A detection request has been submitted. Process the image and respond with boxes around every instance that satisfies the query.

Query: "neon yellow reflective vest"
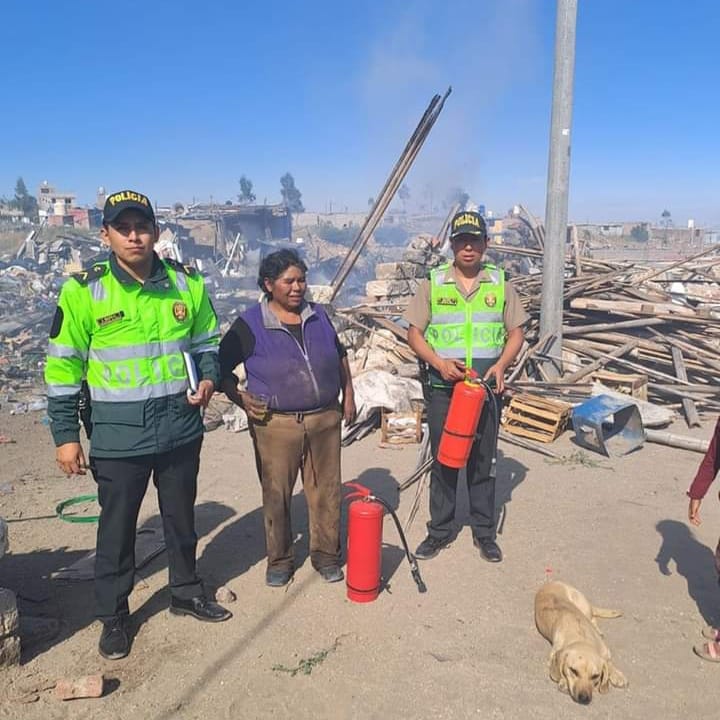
[45,253,220,457]
[425,262,506,386]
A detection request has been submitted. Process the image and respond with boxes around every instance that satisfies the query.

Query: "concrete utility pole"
[539,0,578,378]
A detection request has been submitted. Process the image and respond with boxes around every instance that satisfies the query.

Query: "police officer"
[45,190,231,660]
[404,209,528,563]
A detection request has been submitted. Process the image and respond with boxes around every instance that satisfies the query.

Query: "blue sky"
[1,0,718,225]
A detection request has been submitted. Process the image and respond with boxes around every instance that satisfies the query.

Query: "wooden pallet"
[590,370,648,400]
[502,393,572,443]
[380,404,423,446]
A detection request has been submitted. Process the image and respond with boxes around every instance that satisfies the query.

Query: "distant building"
[0,203,23,222]
[181,203,293,252]
[69,207,102,229]
[37,180,76,218]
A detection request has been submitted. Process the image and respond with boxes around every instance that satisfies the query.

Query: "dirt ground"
[1,408,719,719]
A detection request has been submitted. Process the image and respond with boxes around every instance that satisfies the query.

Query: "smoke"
[360,0,545,216]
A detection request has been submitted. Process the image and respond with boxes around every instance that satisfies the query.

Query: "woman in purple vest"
[220,249,356,587]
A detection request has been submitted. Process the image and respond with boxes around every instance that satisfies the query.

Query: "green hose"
[55,494,100,524]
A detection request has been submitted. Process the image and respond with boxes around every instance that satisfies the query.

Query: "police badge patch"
[485,293,497,308]
[173,301,188,321]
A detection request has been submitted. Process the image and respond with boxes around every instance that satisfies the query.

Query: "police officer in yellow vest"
[404,209,528,563]
[45,190,231,660]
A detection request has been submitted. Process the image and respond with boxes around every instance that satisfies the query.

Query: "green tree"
[280,173,304,213]
[238,175,256,204]
[12,177,38,220]
[630,224,648,242]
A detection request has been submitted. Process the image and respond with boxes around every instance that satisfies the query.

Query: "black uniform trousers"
[426,386,500,542]
[90,438,204,623]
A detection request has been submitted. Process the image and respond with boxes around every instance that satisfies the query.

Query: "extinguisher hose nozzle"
[411,562,428,593]
[369,494,427,594]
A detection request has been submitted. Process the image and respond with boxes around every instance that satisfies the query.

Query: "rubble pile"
[338,240,720,449]
[0,266,59,395]
[4,206,719,457]
[0,228,108,400]
[507,251,720,416]
[364,234,446,302]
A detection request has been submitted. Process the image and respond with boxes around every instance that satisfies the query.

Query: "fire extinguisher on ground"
[344,483,427,603]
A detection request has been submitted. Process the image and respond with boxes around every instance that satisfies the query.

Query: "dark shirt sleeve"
[219,317,255,381]
[688,418,720,499]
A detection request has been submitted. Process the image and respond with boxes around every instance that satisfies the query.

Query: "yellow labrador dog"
[535,581,628,704]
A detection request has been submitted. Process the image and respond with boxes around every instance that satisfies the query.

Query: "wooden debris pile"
[338,241,720,440]
[508,244,720,426]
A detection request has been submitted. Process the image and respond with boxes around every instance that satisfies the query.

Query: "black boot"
[98,617,130,660]
[473,536,503,563]
[169,595,232,622]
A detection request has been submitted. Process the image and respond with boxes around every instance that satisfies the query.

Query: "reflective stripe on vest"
[89,279,106,301]
[425,263,506,368]
[89,378,189,402]
[47,383,83,397]
[46,343,87,362]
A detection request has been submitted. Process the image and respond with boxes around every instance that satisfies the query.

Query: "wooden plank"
[565,342,693,385]
[512,391,568,407]
[505,408,563,429]
[502,423,561,443]
[563,317,666,335]
[571,225,583,278]
[650,330,720,373]
[505,415,560,433]
[570,297,697,317]
[510,400,571,417]
[670,346,701,428]
[634,243,720,283]
[560,339,639,384]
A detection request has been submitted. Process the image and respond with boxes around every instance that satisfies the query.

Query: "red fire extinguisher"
[437,370,488,469]
[344,483,426,603]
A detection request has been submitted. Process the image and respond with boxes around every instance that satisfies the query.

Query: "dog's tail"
[592,605,623,619]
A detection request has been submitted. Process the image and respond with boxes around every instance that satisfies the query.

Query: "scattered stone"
[374,262,423,280]
[215,585,237,604]
[365,279,415,298]
[54,674,105,701]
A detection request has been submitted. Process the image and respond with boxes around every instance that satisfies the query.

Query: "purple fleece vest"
[242,300,341,412]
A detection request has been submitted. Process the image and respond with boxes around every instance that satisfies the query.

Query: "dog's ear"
[598,661,610,694]
[549,651,563,683]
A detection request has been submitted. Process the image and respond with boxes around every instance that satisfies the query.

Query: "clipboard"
[182,351,199,394]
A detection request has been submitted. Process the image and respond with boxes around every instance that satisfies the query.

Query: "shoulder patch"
[164,257,198,276]
[71,264,107,286]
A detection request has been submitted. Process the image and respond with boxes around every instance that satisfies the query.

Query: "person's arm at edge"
[46,282,89,475]
[688,418,720,526]
[339,355,356,424]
